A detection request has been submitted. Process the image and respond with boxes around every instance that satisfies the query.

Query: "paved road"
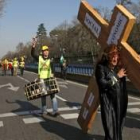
[0,70,140,140]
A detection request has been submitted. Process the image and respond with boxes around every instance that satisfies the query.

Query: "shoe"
[51,112,60,117]
[41,107,48,115]
[42,110,48,115]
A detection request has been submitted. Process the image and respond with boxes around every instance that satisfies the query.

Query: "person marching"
[19,56,25,76]
[2,59,8,75]
[13,57,19,76]
[60,55,64,77]
[31,37,59,117]
[8,59,13,76]
[60,55,68,80]
[95,45,128,140]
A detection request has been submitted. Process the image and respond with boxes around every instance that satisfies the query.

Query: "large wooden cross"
[77,1,140,133]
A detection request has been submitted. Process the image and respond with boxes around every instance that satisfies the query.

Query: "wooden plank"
[77,76,99,132]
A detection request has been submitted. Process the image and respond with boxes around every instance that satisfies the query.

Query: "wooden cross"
[77,1,140,133]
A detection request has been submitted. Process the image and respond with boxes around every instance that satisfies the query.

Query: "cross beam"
[77,1,140,132]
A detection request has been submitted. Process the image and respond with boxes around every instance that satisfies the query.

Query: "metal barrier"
[56,63,94,76]
[25,63,94,76]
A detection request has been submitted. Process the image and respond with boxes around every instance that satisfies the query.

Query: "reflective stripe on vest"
[38,56,52,79]
[20,61,25,67]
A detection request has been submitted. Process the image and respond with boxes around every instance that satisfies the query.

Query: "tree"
[36,23,48,52]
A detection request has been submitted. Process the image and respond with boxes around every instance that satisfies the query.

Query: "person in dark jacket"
[95,44,128,140]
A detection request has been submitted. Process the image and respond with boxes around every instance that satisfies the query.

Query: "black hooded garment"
[95,63,128,140]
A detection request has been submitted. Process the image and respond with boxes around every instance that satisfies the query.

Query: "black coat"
[95,63,128,140]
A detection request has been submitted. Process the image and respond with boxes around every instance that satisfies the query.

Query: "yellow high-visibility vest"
[38,56,51,79]
[13,60,18,67]
[19,61,25,67]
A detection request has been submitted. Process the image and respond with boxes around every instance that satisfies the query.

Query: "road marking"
[61,113,79,119]
[59,85,68,88]
[25,71,37,75]
[0,121,3,127]
[67,80,88,88]
[23,117,45,124]
[56,95,67,102]
[0,106,80,118]
[127,116,140,122]
[0,83,19,91]
[128,102,140,106]
[127,108,140,113]
[58,81,68,85]
[17,75,30,83]
[0,111,41,118]
[129,96,140,101]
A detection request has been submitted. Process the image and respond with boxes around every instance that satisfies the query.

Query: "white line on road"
[0,121,3,127]
[67,80,88,88]
[58,81,68,85]
[23,117,45,124]
[25,71,37,75]
[17,75,30,83]
[0,106,80,118]
[59,85,68,88]
[129,96,140,101]
[127,108,140,113]
[56,95,67,102]
[60,113,79,119]
[126,116,140,122]
[128,102,140,106]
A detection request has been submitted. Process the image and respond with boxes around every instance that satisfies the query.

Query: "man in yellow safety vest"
[19,57,25,76]
[31,37,59,117]
[13,57,19,76]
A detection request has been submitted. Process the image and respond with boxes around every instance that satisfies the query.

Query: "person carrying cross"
[95,44,128,140]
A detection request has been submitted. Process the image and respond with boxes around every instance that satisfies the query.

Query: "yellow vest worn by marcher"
[38,56,52,79]
[13,60,18,67]
[19,61,25,68]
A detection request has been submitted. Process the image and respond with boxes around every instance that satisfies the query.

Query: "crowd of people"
[0,56,25,76]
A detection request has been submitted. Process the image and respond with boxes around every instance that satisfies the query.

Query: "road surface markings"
[67,80,88,88]
[0,121,3,127]
[0,106,80,118]
[58,81,68,85]
[56,95,67,102]
[128,102,140,106]
[129,96,140,101]
[60,113,79,119]
[17,75,30,83]
[127,116,140,122]
[59,85,68,88]
[127,108,140,113]
[25,71,37,75]
[23,117,45,124]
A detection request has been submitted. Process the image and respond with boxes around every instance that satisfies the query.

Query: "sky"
[0,0,138,58]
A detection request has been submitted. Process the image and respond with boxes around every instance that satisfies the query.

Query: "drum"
[24,77,60,101]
